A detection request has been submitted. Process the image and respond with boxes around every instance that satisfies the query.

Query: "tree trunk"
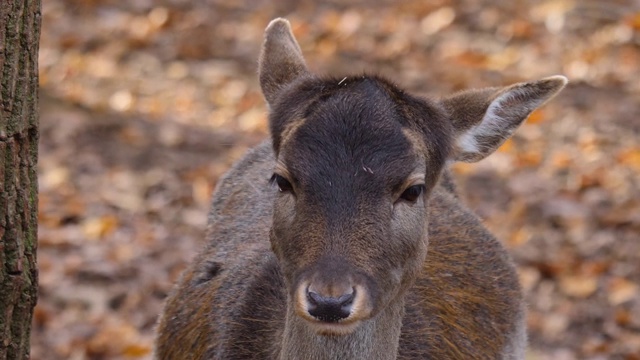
[0,0,41,358]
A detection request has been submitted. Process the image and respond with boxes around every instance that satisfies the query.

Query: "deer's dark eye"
[399,185,424,202]
[270,174,294,193]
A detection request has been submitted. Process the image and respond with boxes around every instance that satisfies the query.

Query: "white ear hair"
[447,76,567,162]
[457,85,546,154]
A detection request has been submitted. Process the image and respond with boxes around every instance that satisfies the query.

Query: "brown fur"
[155,18,566,360]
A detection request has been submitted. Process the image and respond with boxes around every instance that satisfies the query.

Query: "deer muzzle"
[293,258,375,335]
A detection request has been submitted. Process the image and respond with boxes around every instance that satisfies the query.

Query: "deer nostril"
[306,288,355,323]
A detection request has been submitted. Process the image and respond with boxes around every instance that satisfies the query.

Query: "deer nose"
[306,288,355,322]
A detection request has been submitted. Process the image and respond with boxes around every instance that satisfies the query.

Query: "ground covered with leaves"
[34,0,640,359]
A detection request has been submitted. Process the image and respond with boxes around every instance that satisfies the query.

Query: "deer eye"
[270,174,294,193]
[399,185,424,202]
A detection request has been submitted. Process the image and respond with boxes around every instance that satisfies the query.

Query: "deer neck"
[278,298,405,360]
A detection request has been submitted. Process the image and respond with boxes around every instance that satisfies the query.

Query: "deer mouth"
[306,318,363,336]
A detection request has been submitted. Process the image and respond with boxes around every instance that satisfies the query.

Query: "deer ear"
[442,76,568,162]
[259,18,309,107]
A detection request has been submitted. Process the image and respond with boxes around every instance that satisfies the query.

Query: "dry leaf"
[87,322,141,356]
[123,343,153,357]
[617,148,640,172]
[607,278,639,306]
[82,216,119,240]
[527,109,546,124]
[559,275,598,298]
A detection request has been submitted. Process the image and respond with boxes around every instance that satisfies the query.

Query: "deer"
[155,18,567,360]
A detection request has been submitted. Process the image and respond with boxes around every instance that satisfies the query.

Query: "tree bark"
[0,0,41,359]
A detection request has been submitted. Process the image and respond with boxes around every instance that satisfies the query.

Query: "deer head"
[259,18,566,337]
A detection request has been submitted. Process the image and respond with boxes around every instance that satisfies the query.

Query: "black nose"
[306,289,355,322]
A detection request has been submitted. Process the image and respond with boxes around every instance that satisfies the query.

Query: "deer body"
[155,19,566,360]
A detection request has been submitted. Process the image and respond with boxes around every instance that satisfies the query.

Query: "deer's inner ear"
[442,76,567,163]
[258,18,309,108]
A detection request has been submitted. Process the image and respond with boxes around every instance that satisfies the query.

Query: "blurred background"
[35,0,640,359]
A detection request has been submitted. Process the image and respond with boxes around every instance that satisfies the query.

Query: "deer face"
[259,19,567,336]
[268,76,451,335]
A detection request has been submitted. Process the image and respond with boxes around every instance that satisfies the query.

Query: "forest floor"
[35,0,640,359]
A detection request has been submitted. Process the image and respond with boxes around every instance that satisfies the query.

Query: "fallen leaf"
[617,148,640,172]
[82,215,119,240]
[607,277,639,306]
[123,343,153,357]
[559,275,598,298]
